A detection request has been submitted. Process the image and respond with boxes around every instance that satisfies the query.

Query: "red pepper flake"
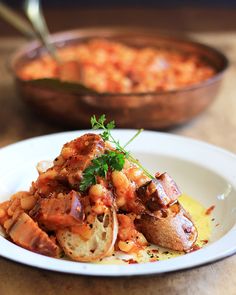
[123,259,138,264]
[151,249,159,253]
[205,205,215,215]
[149,258,159,262]
[201,239,208,245]
[189,244,201,252]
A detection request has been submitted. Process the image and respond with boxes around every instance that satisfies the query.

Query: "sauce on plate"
[98,194,212,264]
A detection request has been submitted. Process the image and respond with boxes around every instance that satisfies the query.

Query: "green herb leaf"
[79,115,154,192]
[107,120,115,130]
[79,172,96,192]
[90,115,98,129]
[101,130,110,141]
[98,114,106,125]
[107,151,125,171]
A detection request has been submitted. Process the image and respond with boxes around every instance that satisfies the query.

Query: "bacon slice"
[30,191,84,230]
[6,212,59,257]
[136,172,181,210]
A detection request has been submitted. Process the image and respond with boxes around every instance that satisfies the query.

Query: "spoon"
[0,1,36,39]
[0,1,59,63]
[24,0,60,63]
[0,1,95,93]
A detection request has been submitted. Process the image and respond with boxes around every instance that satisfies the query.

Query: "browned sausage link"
[136,172,181,210]
[33,133,105,196]
[56,133,105,188]
[6,212,59,257]
[30,190,84,230]
[56,133,105,170]
[135,202,198,252]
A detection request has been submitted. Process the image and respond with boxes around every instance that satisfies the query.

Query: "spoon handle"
[0,2,36,39]
[24,0,60,63]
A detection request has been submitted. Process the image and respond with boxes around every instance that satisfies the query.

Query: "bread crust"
[56,207,118,262]
[135,202,198,252]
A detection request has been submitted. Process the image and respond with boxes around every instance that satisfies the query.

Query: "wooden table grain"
[0,32,236,295]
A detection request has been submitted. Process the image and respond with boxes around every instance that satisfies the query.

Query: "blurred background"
[1,0,236,36]
[0,0,236,147]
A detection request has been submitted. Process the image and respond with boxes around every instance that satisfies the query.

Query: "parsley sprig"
[79,115,154,192]
[79,151,125,192]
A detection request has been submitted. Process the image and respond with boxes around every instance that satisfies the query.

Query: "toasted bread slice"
[56,207,118,262]
[135,202,198,252]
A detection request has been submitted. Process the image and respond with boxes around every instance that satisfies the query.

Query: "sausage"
[30,191,84,230]
[136,172,181,210]
[33,133,105,196]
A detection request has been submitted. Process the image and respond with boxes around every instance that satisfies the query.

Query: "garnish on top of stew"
[18,39,215,93]
[0,115,205,263]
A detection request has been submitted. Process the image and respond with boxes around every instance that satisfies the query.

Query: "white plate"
[0,130,236,276]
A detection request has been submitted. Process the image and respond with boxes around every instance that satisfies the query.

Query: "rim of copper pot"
[10,26,229,97]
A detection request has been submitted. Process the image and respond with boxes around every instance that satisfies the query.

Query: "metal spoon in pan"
[0,1,60,63]
[0,1,96,93]
[24,0,60,63]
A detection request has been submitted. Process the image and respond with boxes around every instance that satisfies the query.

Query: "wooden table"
[0,32,236,295]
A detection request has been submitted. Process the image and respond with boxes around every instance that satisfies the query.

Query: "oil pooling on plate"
[98,194,213,265]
